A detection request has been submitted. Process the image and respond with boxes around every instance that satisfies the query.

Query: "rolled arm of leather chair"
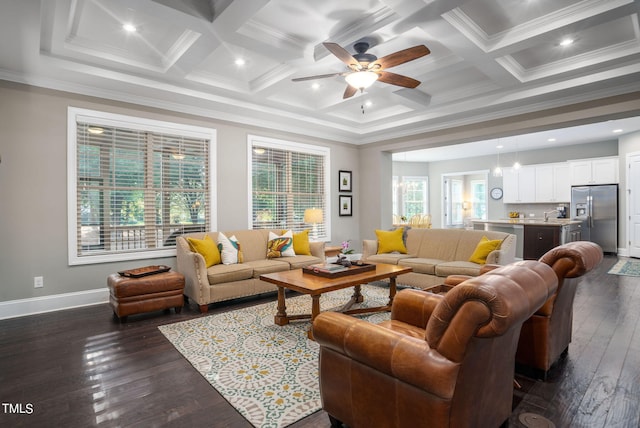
[313,312,457,398]
[389,289,443,329]
[540,241,603,278]
[536,241,603,316]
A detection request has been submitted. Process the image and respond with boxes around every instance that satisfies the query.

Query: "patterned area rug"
[158,284,392,428]
[608,258,640,276]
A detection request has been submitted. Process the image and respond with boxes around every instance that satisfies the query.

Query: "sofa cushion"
[376,228,407,254]
[414,229,461,261]
[267,231,295,258]
[367,253,413,265]
[244,259,290,277]
[206,263,254,284]
[398,258,441,275]
[224,229,271,262]
[186,234,221,267]
[291,230,312,255]
[280,255,323,269]
[468,236,503,264]
[435,261,482,277]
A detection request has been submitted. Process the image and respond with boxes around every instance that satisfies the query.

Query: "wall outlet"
[34,276,43,288]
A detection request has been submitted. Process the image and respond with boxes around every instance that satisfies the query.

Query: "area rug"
[608,258,640,276]
[158,284,392,428]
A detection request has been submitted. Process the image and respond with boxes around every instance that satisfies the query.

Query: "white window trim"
[246,134,331,240]
[67,107,217,265]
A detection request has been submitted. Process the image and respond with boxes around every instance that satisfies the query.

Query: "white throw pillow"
[267,230,296,258]
[217,232,242,265]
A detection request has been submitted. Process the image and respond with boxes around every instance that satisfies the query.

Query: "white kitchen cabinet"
[536,163,570,202]
[554,163,571,201]
[570,157,618,185]
[503,166,535,203]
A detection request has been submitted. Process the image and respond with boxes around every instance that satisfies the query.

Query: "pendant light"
[493,144,503,177]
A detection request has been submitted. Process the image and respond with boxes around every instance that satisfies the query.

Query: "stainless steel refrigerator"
[571,184,618,253]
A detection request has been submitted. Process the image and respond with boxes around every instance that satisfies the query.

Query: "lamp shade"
[345,71,378,89]
[304,208,323,224]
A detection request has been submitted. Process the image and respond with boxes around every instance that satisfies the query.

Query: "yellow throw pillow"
[376,228,407,254]
[292,230,311,255]
[468,236,503,264]
[187,235,221,268]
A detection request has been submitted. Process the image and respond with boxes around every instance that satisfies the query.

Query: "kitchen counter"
[472,218,584,259]
[473,218,582,227]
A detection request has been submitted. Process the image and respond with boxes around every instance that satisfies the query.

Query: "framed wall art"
[338,170,352,192]
[339,195,352,217]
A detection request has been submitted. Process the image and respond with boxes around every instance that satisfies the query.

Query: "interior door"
[629,153,640,258]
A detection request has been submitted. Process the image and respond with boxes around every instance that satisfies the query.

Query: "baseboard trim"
[0,288,109,320]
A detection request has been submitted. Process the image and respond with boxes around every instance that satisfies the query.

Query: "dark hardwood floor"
[1,255,639,427]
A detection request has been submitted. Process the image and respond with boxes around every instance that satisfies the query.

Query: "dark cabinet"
[524,225,561,260]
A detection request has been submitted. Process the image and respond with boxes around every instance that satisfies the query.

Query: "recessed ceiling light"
[235,58,246,66]
[496,144,504,149]
[613,129,623,133]
[365,100,373,107]
[547,138,556,142]
[559,38,574,47]
[311,83,320,90]
[122,23,137,33]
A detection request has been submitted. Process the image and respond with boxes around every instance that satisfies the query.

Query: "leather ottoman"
[107,271,185,322]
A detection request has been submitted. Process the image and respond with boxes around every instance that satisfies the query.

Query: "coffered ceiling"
[1,0,640,145]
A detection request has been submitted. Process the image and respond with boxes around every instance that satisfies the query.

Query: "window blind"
[75,122,210,258]
[251,143,328,238]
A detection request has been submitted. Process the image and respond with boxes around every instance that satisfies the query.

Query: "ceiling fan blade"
[374,45,430,69]
[292,72,344,82]
[343,85,358,99]
[323,42,360,68]
[377,71,421,88]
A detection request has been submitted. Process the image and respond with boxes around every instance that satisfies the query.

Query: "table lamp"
[304,208,323,241]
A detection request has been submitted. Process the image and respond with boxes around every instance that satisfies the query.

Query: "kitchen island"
[473,218,583,260]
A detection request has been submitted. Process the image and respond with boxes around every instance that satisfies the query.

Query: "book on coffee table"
[307,263,348,273]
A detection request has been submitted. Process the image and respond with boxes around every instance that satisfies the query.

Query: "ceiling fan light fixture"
[345,71,378,90]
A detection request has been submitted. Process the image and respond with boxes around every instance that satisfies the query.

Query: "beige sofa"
[176,229,324,312]
[362,228,516,288]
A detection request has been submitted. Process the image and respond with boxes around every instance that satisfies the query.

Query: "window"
[470,179,487,219]
[248,135,330,240]
[393,176,429,219]
[450,178,464,225]
[68,107,216,265]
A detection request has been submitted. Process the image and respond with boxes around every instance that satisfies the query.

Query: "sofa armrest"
[309,241,326,261]
[486,234,516,265]
[313,311,455,398]
[176,236,210,305]
[362,239,378,260]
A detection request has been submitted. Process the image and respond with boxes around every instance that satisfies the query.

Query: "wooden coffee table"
[260,263,412,339]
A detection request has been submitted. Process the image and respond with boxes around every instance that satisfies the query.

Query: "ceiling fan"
[293,41,430,99]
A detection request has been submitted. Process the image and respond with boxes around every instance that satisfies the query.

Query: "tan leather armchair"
[515,241,602,378]
[442,241,603,379]
[313,260,558,428]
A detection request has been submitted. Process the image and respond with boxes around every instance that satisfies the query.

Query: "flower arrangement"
[341,240,354,254]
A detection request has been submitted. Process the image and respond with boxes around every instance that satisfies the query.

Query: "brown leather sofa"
[444,241,603,379]
[312,260,558,428]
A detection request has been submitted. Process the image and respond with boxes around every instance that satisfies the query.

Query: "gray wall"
[0,81,359,302]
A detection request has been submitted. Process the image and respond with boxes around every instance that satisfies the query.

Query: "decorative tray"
[303,262,375,278]
[118,265,171,278]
